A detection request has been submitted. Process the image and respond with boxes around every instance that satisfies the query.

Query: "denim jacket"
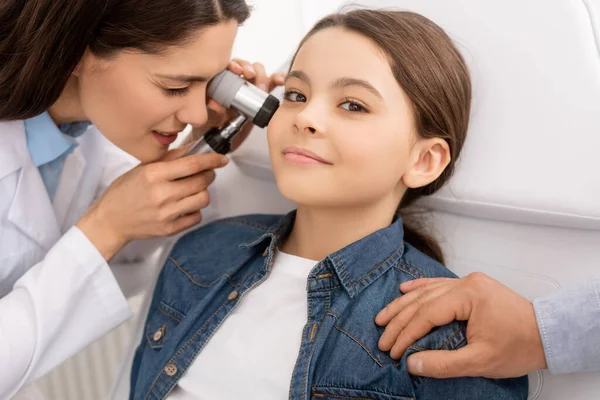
[130,212,528,400]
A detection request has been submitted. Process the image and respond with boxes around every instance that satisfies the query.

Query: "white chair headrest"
[232,0,600,230]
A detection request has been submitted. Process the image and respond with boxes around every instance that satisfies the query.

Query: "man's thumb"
[407,347,480,379]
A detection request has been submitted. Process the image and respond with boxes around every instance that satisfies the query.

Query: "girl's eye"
[340,100,368,113]
[164,87,190,97]
[283,90,307,103]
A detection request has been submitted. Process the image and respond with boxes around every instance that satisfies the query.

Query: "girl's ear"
[402,138,451,189]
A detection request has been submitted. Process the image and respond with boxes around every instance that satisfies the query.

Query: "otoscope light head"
[207,70,280,128]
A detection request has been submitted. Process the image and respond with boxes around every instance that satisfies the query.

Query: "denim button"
[164,363,178,376]
[153,329,163,342]
[228,290,239,301]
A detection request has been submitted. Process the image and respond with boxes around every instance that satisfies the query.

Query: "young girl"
[130,10,528,400]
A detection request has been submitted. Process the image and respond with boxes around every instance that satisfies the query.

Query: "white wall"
[232,0,347,73]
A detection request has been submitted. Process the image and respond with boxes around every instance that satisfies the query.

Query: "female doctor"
[0,0,283,397]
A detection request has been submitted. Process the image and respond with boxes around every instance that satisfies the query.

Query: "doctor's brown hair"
[0,0,250,121]
[293,10,471,264]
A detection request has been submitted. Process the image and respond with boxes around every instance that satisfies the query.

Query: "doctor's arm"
[375,273,600,378]
[0,228,131,399]
[0,151,226,399]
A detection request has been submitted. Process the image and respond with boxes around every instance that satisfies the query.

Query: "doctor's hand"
[189,59,286,150]
[375,273,547,379]
[76,148,229,261]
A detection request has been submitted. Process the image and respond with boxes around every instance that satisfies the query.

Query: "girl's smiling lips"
[282,147,333,165]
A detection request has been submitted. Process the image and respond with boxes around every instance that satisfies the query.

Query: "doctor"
[0,0,283,398]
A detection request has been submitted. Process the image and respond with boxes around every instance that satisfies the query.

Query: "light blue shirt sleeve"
[533,276,600,374]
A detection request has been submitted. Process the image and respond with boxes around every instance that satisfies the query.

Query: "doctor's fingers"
[269,72,286,91]
[230,59,259,80]
[164,210,205,237]
[170,169,217,200]
[150,153,228,182]
[163,191,211,223]
[248,63,285,92]
[230,59,276,91]
[251,62,269,91]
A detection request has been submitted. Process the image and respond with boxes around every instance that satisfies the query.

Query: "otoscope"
[184,70,280,156]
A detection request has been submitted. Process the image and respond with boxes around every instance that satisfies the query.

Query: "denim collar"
[241,211,406,298]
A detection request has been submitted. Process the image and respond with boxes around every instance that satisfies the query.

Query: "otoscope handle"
[184,127,231,156]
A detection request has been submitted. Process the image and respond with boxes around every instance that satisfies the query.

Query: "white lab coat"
[0,120,169,399]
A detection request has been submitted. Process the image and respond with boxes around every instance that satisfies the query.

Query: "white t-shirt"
[167,250,318,400]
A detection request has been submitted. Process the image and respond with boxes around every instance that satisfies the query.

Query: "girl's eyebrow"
[332,77,383,100]
[285,70,310,85]
[286,70,383,100]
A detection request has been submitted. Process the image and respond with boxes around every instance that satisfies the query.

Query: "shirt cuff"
[64,226,131,326]
[534,277,600,374]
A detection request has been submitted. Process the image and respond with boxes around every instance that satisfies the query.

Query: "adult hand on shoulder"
[375,272,548,379]
[76,147,229,261]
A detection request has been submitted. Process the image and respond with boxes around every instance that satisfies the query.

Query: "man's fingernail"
[259,83,267,91]
[221,156,230,166]
[376,307,387,319]
[407,356,423,375]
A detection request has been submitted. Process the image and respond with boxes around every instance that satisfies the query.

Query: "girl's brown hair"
[293,10,472,263]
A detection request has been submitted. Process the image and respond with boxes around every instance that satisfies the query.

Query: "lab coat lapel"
[4,122,61,251]
[54,146,87,230]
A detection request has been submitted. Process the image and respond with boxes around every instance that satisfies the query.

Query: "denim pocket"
[144,301,185,350]
[332,309,402,368]
[312,386,413,400]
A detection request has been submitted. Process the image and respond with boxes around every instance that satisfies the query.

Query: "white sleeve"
[0,227,131,400]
